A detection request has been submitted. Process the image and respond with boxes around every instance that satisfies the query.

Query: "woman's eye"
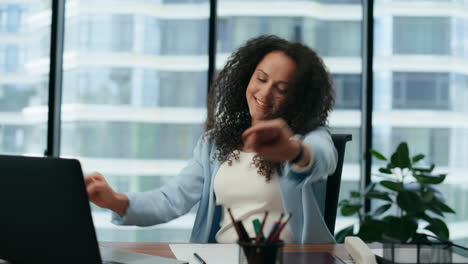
[276,86,287,94]
[277,89,287,95]
[257,78,267,83]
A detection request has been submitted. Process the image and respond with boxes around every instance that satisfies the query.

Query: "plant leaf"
[413,164,435,173]
[421,191,434,203]
[370,149,387,161]
[426,185,443,195]
[414,173,446,185]
[365,191,393,202]
[403,182,422,192]
[335,225,355,243]
[350,191,361,198]
[410,233,431,244]
[380,181,403,192]
[397,191,423,213]
[385,216,418,242]
[390,142,411,169]
[338,199,349,207]
[358,219,388,242]
[418,213,434,223]
[427,203,445,217]
[378,168,393,174]
[412,154,425,163]
[373,204,392,216]
[341,204,362,216]
[432,198,456,214]
[425,218,450,240]
[364,182,377,194]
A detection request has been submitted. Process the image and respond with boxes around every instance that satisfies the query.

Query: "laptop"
[0,154,187,264]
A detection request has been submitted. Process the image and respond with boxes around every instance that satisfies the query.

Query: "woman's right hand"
[85,172,129,216]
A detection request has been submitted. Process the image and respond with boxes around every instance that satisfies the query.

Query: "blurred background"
[0,0,466,245]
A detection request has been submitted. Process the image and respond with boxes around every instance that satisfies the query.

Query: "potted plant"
[335,142,456,243]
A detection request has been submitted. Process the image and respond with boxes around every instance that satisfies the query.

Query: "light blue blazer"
[112,126,338,243]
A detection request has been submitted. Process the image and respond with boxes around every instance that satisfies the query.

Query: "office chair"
[324,134,352,234]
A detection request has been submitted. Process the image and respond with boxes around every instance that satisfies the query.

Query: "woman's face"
[246,51,297,125]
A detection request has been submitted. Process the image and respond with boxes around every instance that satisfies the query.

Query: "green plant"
[335,142,456,243]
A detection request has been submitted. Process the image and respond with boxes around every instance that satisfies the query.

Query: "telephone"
[344,236,377,264]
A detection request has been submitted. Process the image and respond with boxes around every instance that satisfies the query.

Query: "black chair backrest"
[324,134,352,234]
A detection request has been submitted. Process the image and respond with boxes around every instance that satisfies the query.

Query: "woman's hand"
[242,118,310,164]
[85,172,129,216]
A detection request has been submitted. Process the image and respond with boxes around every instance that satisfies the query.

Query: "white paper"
[170,243,240,264]
[371,248,468,263]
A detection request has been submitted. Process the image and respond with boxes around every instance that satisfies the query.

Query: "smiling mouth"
[255,97,272,109]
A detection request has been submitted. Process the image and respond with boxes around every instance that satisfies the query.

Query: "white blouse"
[213,151,292,243]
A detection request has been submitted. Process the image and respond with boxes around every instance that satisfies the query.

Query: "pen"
[255,211,268,242]
[266,222,280,243]
[193,252,206,264]
[252,219,261,237]
[266,213,289,243]
[237,220,250,242]
[273,213,292,241]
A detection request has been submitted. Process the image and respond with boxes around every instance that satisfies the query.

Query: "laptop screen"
[0,155,102,264]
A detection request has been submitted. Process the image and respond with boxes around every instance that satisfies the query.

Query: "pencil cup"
[238,240,284,264]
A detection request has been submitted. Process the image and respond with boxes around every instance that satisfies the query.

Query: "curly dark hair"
[205,35,335,180]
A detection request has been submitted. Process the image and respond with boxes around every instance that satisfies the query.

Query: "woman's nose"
[258,84,274,99]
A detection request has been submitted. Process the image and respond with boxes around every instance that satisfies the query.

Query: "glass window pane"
[375,0,468,247]
[62,0,208,242]
[393,17,450,55]
[216,0,363,236]
[0,2,50,156]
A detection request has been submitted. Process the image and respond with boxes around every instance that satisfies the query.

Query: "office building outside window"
[1,0,466,246]
[60,0,209,241]
[216,0,363,237]
[0,1,50,156]
[374,0,468,246]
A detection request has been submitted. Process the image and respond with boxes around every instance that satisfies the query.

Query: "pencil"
[227,208,243,241]
[277,212,285,223]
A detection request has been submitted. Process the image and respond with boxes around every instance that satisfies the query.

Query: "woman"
[85,35,338,243]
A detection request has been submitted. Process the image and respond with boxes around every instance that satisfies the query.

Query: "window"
[391,127,450,167]
[0,5,22,33]
[217,17,300,53]
[0,84,35,111]
[393,72,450,110]
[304,20,361,57]
[333,74,361,109]
[4,0,467,247]
[0,1,50,156]
[63,0,208,242]
[157,71,207,107]
[160,20,208,55]
[452,74,468,112]
[393,17,450,55]
[217,0,363,235]
[143,17,161,55]
[112,15,134,52]
[63,68,132,105]
[61,122,203,159]
[375,1,468,246]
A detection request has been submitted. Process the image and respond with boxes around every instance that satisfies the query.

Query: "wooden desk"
[100,242,353,261]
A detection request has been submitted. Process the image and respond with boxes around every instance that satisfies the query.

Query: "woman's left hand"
[242,118,301,162]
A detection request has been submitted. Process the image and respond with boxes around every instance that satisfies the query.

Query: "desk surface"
[100,242,355,261]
